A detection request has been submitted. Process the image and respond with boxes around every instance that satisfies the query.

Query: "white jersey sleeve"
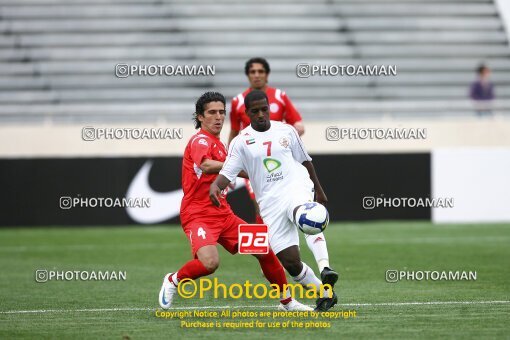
[220,135,246,182]
[288,125,312,163]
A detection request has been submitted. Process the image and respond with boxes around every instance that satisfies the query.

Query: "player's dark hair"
[477,63,489,75]
[245,90,268,110]
[245,57,271,76]
[193,91,226,129]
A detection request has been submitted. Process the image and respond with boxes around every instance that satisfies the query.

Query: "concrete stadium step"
[0,77,49,90]
[52,87,510,102]
[0,46,358,61]
[13,32,350,46]
[0,45,507,62]
[358,45,510,57]
[4,86,510,105]
[352,32,507,44]
[7,32,507,48]
[1,18,342,33]
[0,3,497,18]
[5,86,510,104]
[0,91,58,103]
[0,75,369,89]
[1,72,510,90]
[345,17,501,30]
[0,36,18,47]
[1,17,501,34]
[296,99,510,115]
[57,88,378,101]
[0,89,360,104]
[0,63,36,75]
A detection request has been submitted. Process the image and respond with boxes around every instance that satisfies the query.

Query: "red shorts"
[182,214,247,257]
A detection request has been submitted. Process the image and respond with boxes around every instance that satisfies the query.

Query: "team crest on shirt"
[279,136,290,148]
[270,103,279,113]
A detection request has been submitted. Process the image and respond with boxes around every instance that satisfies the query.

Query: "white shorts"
[261,184,315,255]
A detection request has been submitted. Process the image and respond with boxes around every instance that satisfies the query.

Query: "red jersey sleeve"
[282,91,302,125]
[230,97,241,131]
[190,137,211,166]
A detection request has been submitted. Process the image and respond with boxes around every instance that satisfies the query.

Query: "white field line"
[0,300,508,314]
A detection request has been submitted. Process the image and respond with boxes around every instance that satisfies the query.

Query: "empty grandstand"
[0,0,509,122]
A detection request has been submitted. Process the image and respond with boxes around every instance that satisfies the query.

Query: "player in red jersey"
[228,57,304,144]
[159,92,311,311]
[228,58,338,288]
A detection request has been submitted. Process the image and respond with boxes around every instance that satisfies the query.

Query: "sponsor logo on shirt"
[263,158,281,173]
[263,158,284,183]
[266,170,284,183]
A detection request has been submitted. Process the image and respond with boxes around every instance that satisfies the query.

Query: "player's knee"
[201,256,220,273]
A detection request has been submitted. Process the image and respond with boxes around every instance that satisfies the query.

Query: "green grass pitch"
[0,222,509,339]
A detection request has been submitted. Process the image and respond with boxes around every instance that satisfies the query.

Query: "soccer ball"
[295,202,329,235]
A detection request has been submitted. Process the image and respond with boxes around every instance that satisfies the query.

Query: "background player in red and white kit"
[229,58,337,289]
[159,92,310,311]
[228,57,304,144]
[211,90,338,311]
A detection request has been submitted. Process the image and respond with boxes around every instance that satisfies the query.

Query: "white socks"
[304,232,330,273]
[292,262,330,298]
[170,273,179,285]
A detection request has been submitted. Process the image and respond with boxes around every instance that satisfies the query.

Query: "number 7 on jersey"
[262,141,272,156]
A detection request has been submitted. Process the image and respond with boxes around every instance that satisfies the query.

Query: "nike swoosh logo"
[161,290,168,305]
[126,160,245,224]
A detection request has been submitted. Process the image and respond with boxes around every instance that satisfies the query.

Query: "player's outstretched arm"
[209,174,231,207]
[302,161,328,206]
[199,159,224,174]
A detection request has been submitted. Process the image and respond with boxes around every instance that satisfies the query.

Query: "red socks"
[171,250,291,305]
[256,250,291,304]
[173,259,211,283]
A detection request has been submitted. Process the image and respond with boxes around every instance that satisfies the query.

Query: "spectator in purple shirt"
[470,64,495,116]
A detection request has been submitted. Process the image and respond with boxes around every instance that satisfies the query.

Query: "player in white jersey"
[210,90,337,311]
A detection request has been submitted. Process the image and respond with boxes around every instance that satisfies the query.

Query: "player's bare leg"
[159,245,218,309]
[252,251,311,311]
[276,245,337,311]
